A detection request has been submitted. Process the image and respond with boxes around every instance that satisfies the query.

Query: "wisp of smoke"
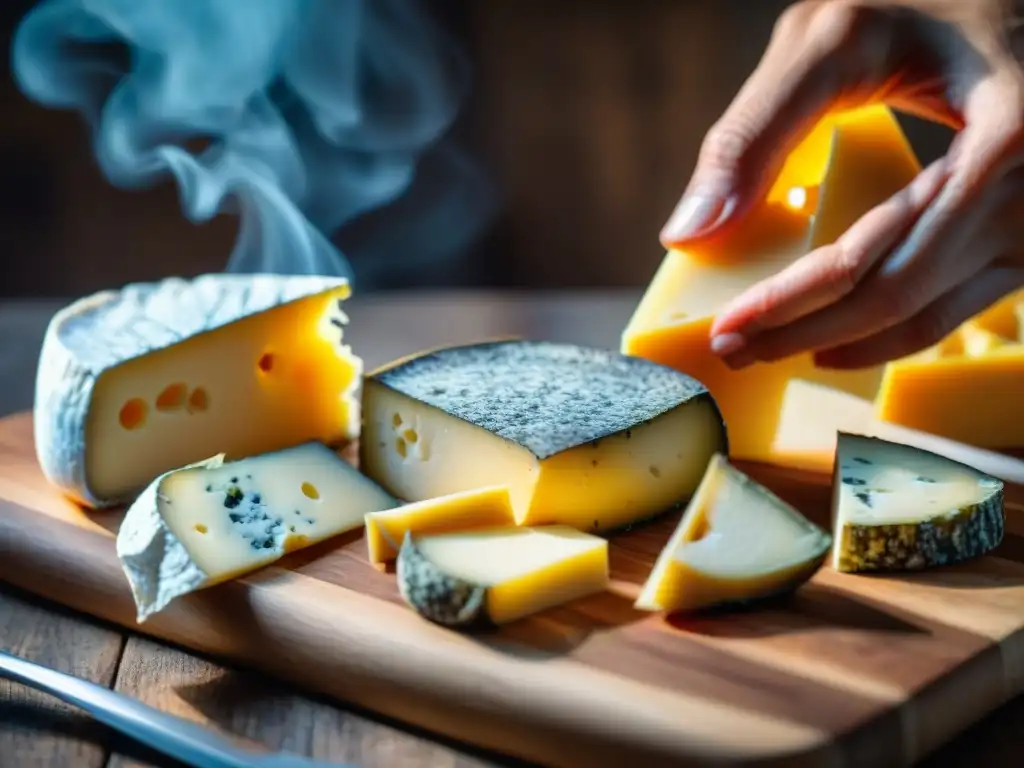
[11,0,496,286]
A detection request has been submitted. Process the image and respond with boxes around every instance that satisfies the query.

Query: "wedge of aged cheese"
[116,442,397,622]
[35,274,362,508]
[396,525,609,627]
[874,290,1024,449]
[360,340,727,533]
[365,485,517,565]
[635,454,830,613]
[831,433,1004,573]
[622,105,921,463]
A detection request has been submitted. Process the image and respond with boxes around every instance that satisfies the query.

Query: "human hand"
[661,0,1024,369]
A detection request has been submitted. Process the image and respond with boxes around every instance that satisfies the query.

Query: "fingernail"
[661,193,736,243]
[723,348,757,370]
[710,332,746,357]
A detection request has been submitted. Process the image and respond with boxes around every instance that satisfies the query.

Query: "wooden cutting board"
[3,412,1024,768]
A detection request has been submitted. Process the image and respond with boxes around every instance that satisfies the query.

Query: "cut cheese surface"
[396,525,609,627]
[623,105,921,464]
[34,274,362,507]
[636,454,830,613]
[116,442,397,622]
[365,485,517,564]
[360,340,727,533]
[831,433,1004,573]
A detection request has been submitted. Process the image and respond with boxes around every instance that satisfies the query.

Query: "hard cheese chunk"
[35,274,362,507]
[874,289,1024,449]
[636,454,830,613]
[365,485,517,565]
[831,433,1004,573]
[622,105,921,463]
[116,442,397,622]
[396,525,609,627]
[360,340,727,533]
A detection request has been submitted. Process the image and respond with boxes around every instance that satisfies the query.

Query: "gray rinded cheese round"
[371,340,727,460]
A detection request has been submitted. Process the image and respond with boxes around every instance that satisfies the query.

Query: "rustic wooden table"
[1,291,1022,768]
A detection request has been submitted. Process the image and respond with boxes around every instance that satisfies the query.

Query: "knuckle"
[698,122,751,175]
[821,244,861,299]
[807,0,867,51]
[772,2,819,41]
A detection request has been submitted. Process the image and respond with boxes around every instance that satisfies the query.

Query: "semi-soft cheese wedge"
[831,433,1004,573]
[361,340,727,533]
[35,274,361,507]
[636,454,831,614]
[621,105,920,464]
[396,525,609,628]
[117,442,398,622]
[365,485,517,565]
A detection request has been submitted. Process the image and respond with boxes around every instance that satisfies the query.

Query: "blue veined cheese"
[34,274,361,508]
[831,433,1005,573]
[360,340,728,533]
[116,442,398,622]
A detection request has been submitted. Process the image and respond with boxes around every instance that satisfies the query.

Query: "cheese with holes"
[635,454,830,613]
[831,433,1004,573]
[874,290,1024,449]
[622,105,921,463]
[34,274,362,508]
[360,340,727,533]
[117,442,397,622]
[365,485,517,565]
[397,525,609,627]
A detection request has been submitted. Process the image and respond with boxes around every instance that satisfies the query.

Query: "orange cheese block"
[622,105,922,463]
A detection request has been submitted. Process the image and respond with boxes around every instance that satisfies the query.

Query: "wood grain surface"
[4,409,1024,768]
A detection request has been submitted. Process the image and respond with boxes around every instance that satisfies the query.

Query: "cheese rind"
[35,274,361,507]
[396,525,609,627]
[365,485,517,564]
[116,442,397,622]
[361,340,728,533]
[636,454,830,613]
[831,433,1004,573]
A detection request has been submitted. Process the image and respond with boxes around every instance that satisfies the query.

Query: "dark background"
[0,0,955,298]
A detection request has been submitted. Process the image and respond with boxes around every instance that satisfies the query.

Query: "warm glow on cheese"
[365,485,517,564]
[622,105,921,464]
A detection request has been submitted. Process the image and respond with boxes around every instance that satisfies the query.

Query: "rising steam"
[11,0,495,285]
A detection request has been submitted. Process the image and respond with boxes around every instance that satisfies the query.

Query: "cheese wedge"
[831,433,1004,573]
[360,340,727,533]
[396,525,609,627]
[35,274,362,508]
[635,454,830,613]
[116,442,397,622]
[622,105,921,464]
[365,485,517,565]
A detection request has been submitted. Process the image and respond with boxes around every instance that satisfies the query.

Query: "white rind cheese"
[116,442,397,622]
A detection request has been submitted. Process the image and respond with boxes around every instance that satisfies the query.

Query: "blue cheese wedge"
[34,274,361,508]
[635,454,831,613]
[116,442,397,622]
[360,340,728,533]
[831,432,1005,573]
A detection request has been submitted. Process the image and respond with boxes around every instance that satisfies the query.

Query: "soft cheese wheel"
[34,274,362,507]
[360,340,728,533]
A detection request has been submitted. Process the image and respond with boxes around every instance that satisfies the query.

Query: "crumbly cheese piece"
[116,442,397,622]
[831,433,1004,573]
[360,340,727,533]
[621,105,920,464]
[396,525,609,627]
[635,454,830,613]
[34,274,361,508]
[365,485,517,565]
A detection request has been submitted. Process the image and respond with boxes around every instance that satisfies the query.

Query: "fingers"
[813,266,1024,368]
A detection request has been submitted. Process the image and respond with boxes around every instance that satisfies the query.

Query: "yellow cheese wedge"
[396,525,609,627]
[35,275,362,507]
[360,340,727,533]
[622,105,921,464]
[116,442,398,622]
[874,289,1024,449]
[635,454,831,614]
[365,485,517,565]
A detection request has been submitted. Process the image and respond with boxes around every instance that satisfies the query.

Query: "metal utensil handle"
[0,649,348,768]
